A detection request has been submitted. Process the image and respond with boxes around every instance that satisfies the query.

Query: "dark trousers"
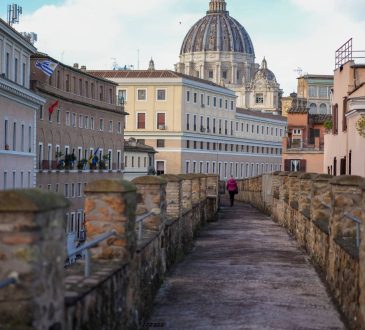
[229,191,235,206]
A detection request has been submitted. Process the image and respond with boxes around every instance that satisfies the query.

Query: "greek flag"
[35,60,58,77]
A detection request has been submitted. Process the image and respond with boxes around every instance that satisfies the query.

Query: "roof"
[124,141,157,153]
[32,53,118,86]
[310,114,332,124]
[87,69,233,91]
[236,108,287,122]
[298,74,334,80]
[288,107,309,114]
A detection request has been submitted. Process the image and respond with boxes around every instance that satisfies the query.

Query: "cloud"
[15,0,365,95]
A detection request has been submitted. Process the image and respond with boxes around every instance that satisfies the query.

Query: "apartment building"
[0,19,45,190]
[324,39,365,176]
[31,54,126,239]
[88,69,286,179]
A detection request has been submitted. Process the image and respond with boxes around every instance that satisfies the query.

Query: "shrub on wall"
[356,115,365,138]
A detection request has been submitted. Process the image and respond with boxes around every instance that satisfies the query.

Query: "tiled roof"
[87,70,232,90]
[124,141,157,153]
[310,114,332,124]
[236,108,287,122]
[288,107,309,114]
[298,74,334,80]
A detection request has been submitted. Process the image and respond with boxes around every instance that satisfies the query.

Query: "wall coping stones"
[161,174,182,182]
[329,175,364,186]
[0,189,69,212]
[85,179,136,193]
[279,172,290,176]
[273,171,281,176]
[313,174,333,182]
[132,176,167,185]
[178,174,196,180]
[288,172,303,177]
[299,173,318,180]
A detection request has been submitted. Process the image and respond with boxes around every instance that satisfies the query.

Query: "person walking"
[226,175,238,207]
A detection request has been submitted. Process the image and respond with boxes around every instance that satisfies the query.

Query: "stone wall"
[236,172,365,330]
[0,174,220,329]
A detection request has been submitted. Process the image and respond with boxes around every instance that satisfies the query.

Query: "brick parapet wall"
[235,172,365,330]
[0,174,220,329]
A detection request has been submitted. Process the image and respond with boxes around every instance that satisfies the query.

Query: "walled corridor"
[147,199,346,330]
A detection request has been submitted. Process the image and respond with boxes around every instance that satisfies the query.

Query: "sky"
[5,0,365,94]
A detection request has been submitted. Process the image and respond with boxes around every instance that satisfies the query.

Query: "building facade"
[297,74,333,115]
[123,138,157,181]
[31,54,126,239]
[175,0,282,112]
[0,19,45,190]
[88,69,286,179]
[324,41,365,177]
[282,103,330,173]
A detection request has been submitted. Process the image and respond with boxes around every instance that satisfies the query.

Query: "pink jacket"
[226,178,238,192]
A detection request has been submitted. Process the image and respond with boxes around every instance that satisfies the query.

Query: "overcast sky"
[5,0,365,95]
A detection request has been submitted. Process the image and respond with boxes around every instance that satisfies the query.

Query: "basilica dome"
[180,0,255,56]
[254,58,277,82]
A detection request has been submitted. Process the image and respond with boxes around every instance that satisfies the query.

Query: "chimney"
[80,65,87,71]
[73,63,79,69]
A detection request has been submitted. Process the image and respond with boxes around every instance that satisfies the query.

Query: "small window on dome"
[222,71,227,79]
[209,70,213,78]
[256,93,264,104]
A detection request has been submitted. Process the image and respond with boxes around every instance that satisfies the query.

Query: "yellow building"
[89,69,286,179]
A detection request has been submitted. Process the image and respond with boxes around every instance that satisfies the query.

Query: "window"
[90,117,94,130]
[256,93,264,104]
[118,122,122,134]
[137,113,146,129]
[84,115,89,129]
[64,184,69,198]
[186,114,190,130]
[186,91,190,102]
[185,161,190,174]
[22,63,26,86]
[219,98,222,108]
[20,124,24,152]
[193,115,197,131]
[65,112,70,126]
[118,89,127,102]
[225,100,228,109]
[309,86,317,97]
[157,113,166,129]
[208,70,213,78]
[207,95,210,106]
[222,70,227,79]
[72,113,76,127]
[319,87,328,98]
[99,85,104,101]
[99,118,104,131]
[14,58,18,83]
[213,118,216,134]
[186,140,190,148]
[156,161,165,175]
[4,119,8,148]
[157,89,166,101]
[66,74,70,92]
[231,101,234,110]
[137,89,147,101]
[310,103,317,113]
[79,79,83,96]
[109,120,113,132]
[12,172,16,189]
[213,97,217,107]
[12,122,16,151]
[79,115,83,128]
[5,53,9,78]
[193,93,197,103]
[157,139,165,148]
[28,126,32,153]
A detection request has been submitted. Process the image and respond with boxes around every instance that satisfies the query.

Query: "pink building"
[0,19,45,190]
[324,39,365,176]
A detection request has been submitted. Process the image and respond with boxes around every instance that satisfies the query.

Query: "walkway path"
[147,199,346,330]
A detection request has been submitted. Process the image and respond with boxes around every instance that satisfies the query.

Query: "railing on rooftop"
[336,38,365,69]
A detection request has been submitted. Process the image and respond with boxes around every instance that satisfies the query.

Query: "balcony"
[284,137,324,152]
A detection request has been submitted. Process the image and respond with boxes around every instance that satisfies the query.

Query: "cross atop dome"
[208,0,228,14]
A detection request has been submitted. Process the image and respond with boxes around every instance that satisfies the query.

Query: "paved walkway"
[147,199,346,330]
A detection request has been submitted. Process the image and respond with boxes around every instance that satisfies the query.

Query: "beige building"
[297,74,333,115]
[175,0,282,112]
[0,19,45,190]
[88,69,286,179]
[324,39,365,177]
[31,54,126,239]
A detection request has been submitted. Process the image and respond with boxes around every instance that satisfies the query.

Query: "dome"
[254,58,276,82]
[180,0,255,56]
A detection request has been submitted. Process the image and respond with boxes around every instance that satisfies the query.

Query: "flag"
[35,60,58,77]
[89,148,99,165]
[48,100,59,114]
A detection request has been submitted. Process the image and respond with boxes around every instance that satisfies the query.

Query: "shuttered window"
[157,113,165,126]
[333,104,338,135]
[342,98,347,132]
[137,113,145,129]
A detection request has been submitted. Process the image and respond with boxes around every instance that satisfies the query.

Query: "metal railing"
[0,273,17,289]
[136,208,160,240]
[66,209,161,278]
[322,202,362,248]
[344,212,362,248]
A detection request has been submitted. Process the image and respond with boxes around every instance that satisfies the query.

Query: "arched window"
[319,103,327,114]
[310,103,317,114]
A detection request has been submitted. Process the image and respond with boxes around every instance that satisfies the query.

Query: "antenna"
[293,67,303,77]
[7,4,22,26]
